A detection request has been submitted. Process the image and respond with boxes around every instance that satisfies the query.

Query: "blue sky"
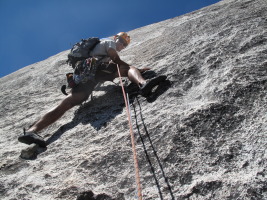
[0,0,220,78]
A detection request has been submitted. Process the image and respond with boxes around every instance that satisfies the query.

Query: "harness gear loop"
[116,64,142,200]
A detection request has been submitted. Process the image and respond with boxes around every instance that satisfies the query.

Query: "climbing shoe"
[140,75,167,96]
[18,129,46,147]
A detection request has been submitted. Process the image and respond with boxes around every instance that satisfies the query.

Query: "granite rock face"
[0,0,266,199]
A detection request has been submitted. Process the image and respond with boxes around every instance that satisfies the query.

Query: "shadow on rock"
[20,85,124,160]
[20,144,47,160]
[46,85,124,146]
[76,190,118,200]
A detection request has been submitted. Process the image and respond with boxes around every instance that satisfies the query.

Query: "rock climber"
[18,32,166,147]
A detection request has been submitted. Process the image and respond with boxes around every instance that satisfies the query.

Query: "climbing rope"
[116,65,143,200]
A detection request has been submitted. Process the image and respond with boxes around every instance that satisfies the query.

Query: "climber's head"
[114,32,131,51]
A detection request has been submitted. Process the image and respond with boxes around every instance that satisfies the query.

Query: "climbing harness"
[116,64,143,200]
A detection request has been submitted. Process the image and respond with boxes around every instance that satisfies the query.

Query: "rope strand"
[116,65,142,200]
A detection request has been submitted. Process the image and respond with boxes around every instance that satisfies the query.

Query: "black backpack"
[67,37,100,68]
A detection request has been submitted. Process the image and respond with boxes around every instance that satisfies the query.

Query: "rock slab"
[0,0,266,199]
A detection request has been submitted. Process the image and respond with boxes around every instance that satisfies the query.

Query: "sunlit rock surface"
[0,0,266,199]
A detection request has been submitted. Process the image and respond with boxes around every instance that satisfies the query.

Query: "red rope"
[116,65,143,200]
